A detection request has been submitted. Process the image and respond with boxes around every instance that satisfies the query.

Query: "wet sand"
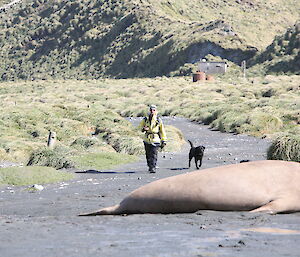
[1,118,300,257]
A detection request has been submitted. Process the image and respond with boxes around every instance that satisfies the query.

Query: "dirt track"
[1,117,300,257]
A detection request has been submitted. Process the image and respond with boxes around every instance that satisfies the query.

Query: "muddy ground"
[1,117,300,257]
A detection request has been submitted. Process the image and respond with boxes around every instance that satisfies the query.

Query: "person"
[139,105,167,173]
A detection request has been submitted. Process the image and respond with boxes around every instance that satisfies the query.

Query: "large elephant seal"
[79,160,300,215]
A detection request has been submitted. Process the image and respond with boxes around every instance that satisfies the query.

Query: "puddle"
[241,227,300,235]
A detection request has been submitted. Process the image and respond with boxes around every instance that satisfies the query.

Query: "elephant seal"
[79,160,300,215]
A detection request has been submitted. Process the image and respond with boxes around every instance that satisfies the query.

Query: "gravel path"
[1,117,300,257]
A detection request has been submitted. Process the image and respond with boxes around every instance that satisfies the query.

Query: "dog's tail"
[187,140,194,148]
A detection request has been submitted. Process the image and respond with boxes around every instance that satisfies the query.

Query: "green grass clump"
[71,136,104,150]
[164,125,185,152]
[0,166,74,186]
[267,134,300,162]
[73,152,138,170]
[103,134,144,155]
[27,146,75,169]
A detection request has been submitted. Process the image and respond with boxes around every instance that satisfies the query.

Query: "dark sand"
[1,118,300,257]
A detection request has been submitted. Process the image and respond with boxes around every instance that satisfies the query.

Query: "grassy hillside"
[0,79,185,166]
[0,0,299,80]
[249,21,300,75]
[145,0,299,50]
[0,76,299,164]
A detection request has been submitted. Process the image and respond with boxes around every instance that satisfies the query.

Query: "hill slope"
[0,0,299,80]
[250,21,300,75]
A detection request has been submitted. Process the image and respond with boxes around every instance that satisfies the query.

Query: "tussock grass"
[164,125,185,152]
[0,75,299,166]
[27,146,75,169]
[0,166,74,186]
[71,137,102,150]
[267,134,300,162]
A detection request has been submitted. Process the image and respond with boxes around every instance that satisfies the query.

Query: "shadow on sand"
[76,169,136,174]
[170,167,189,171]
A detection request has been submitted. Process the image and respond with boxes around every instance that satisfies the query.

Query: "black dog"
[188,140,205,169]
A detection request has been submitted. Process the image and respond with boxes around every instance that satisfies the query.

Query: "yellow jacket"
[139,114,167,145]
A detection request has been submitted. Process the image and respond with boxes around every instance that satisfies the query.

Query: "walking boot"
[149,168,156,173]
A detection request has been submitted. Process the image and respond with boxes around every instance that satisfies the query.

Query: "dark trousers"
[144,142,159,170]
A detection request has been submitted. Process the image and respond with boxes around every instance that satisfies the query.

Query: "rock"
[32,184,44,191]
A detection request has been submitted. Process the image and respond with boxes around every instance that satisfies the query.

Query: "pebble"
[32,184,44,191]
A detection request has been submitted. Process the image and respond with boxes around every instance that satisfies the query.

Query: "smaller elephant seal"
[79,160,300,216]
[188,140,205,169]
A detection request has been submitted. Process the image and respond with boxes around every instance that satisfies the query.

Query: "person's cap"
[149,105,157,110]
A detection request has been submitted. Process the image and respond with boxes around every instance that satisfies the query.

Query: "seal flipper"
[249,202,277,214]
[249,198,296,214]
[78,204,121,216]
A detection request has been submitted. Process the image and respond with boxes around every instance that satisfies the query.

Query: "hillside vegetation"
[0,76,299,165]
[0,0,299,80]
[250,21,300,75]
[0,78,185,167]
